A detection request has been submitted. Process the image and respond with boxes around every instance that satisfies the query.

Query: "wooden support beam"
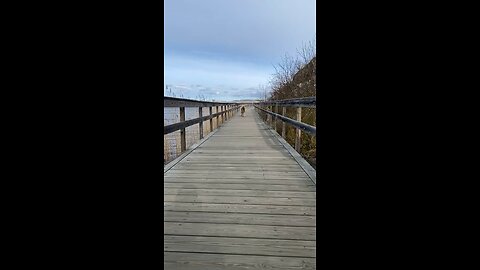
[282,106,286,138]
[199,107,203,139]
[274,103,278,132]
[209,107,213,132]
[266,105,269,122]
[269,106,273,127]
[295,107,302,152]
[216,106,219,127]
[180,107,186,152]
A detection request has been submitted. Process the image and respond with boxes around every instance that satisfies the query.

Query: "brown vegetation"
[267,39,316,167]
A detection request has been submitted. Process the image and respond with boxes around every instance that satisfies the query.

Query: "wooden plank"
[164,202,316,216]
[167,170,308,176]
[184,156,293,159]
[164,195,316,206]
[164,252,315,270]
[189,153,292,158]
[164,211,316,226]
[189,151,288,156]
[171,165,305,172]
[164,235,315,258]
[165,173,310,180]
[164,222,316,240]
[163,178,314,185]
[174,163,300,167]
[164,188,315,198]
[164,183,315,191]
[169,162,303,167]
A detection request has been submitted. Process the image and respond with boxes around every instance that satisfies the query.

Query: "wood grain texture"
[164,211,316,226]
[164,107,316,268]
[164,195,316,206]
[164,183,315,191]
[164,222,316,240]
[164,188,316,198]
[164,178,314,186]
[164,252,316,270]
[164,235,315,257]
[164,202,316,216]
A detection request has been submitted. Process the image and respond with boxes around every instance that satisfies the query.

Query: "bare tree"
[297,36,316,66]
[258,84,269,101]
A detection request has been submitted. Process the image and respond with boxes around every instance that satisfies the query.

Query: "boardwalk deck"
[164,106,316,269]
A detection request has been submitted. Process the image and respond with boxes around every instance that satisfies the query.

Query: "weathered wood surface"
[164,106,316,269]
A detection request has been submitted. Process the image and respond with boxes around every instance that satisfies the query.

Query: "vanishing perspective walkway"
[164,106,316,269]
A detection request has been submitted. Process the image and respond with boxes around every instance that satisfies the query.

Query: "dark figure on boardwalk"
[241,106,245,117]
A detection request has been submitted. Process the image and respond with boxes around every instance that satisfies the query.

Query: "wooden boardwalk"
[164,106,316,269]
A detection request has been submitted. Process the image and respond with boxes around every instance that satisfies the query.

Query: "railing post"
[209,106,213,132]
[295,107,302,152]
[180,107,186,153]
[265,105,269,123]
[282,106,286,138]
[265,105,268,122]
[221,106,224,123]
[274,103,278,132]
[199,107,203,139]
[216,106,219,127]
[269,105,272,127]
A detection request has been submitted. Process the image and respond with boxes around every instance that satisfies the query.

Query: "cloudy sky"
[164,0,316,101]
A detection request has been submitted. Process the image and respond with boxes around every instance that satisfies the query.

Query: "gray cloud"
[164,0,315,101]
[165,0,316,64]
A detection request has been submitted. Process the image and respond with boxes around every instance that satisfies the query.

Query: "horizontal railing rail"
[255,96,316,153]
[164,96,240,164]
[164,106,238,134]
[259,97,316,108]
[254,105,316,136]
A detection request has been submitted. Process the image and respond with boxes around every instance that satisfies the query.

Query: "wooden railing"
[254,97,316,152]
[164,96,239,154]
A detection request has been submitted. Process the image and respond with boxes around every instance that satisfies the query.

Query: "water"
[164,107,218,164]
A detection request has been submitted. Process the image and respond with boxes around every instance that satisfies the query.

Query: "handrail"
[164,96,240,164]
[254,105,316,136]
[164,106,238,134]
[255,96,316,153]
[259,97,316,108]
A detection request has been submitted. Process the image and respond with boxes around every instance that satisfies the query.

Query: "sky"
[164,0,316,101]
